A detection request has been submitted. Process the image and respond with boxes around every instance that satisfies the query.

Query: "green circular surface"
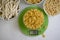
[18,5,48,36]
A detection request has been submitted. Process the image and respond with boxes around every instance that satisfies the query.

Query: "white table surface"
[0,0,60,40]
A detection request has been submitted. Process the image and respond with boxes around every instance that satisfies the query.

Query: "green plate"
[18,5,48,36]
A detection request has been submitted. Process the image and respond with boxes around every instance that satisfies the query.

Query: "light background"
[0,0,60,40]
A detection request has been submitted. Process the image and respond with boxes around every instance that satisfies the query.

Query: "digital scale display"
[29,30,38,35]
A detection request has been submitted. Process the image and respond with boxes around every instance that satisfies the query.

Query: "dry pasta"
[45,0,60,16]
[26,0,42,4]
[0,0,20,20]
[23,9,44,30]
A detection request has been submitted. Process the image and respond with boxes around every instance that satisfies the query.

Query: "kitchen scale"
[18,5,48,36]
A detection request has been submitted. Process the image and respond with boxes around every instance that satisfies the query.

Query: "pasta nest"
[0,0,20,20]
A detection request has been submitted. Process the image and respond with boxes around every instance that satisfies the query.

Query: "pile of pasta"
[45,0,60,16]
[23,9,44,30]
[26,0,42,4]
[0,0,20,20]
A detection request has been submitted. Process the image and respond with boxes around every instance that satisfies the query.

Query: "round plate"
[18,5,48,36]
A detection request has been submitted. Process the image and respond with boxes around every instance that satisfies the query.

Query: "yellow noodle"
[23,9,44,30]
